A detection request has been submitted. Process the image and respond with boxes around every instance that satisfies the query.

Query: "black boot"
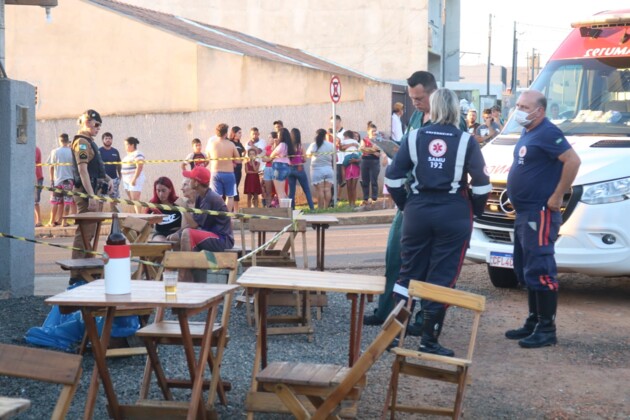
[363,308,384,326]
[419,309,454,357]
[406,309,424,336]
[519,291,558,348]
[505,289,537,339]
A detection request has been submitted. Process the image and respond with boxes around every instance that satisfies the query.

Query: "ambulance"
[466,10,630,288]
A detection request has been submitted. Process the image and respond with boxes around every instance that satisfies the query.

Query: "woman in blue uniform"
[385,88,491,356]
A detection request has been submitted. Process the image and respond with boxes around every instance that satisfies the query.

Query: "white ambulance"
[467,9,630,288]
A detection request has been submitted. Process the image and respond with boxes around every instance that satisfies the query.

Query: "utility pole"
[486,13,492,96]
[440,0,446,87]
[511,21,518,92]
[1,0,6,71]
[531,47,537,84]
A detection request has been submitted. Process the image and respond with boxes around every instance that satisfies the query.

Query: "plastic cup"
[279,198,292,208]
[163,270,178,295]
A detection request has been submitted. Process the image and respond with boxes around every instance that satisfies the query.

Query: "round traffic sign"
[330,76,342,103]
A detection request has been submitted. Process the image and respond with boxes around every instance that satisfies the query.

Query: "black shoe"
[406,321,422,337]
[363,313,384,326]
[506,289,537,340]
[419,340,455,357]
[387,337,400,352]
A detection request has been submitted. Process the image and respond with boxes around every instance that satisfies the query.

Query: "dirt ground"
[360,262,630,419]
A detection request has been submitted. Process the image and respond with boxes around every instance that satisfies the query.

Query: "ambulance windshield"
[503,57,630,136]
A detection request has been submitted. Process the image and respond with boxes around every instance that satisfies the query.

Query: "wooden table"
[0,397,31,419]
[64,212,164,252]
[298,215,339,271]
[46,280,238,420]
[237,266,385,418]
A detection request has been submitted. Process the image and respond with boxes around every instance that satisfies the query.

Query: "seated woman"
[145,177,182,242]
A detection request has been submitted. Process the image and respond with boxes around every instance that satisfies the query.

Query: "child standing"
[244,149,263,207]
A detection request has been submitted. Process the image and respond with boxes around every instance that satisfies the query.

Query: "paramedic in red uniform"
[505,90,580,348]
[385,88,491,356]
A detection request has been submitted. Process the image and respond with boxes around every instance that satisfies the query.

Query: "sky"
[459,1,628,68]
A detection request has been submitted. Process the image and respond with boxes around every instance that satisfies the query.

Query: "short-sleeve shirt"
[185,152,208,169]
[193,189,234,242]
[99,147,122,179]
[271,142,290,164]
[507,118,572,212]
[121,150,145,179]
[151,208,182,236]
[47,146,74,185]
[307,141,334,168]
[73,136,95,165]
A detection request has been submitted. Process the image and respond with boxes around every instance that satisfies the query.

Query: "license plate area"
[489,251,513,269]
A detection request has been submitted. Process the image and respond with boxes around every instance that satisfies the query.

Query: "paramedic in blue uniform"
[385,88,491,356]
[505,90,580,349]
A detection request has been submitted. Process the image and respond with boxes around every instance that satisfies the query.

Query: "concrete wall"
[0,79,36,297]
[196,48,369,109]
[36,83,391,215]
[120,0,432,81]
[5,0,199,119]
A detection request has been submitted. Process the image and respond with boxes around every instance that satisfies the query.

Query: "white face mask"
[514,108,537,126]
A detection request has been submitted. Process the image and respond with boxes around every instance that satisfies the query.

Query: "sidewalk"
[35,208,398,238]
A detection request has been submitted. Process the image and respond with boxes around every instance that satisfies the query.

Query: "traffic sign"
[330,76,341,103]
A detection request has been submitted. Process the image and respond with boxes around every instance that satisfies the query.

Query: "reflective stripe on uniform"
[449,132,470,193]
[393,283,409,297]
[472,183,492,195]
[384,177,405,188]
[408,129,420,194]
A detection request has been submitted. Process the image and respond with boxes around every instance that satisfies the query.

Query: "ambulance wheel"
[487,265,519,288]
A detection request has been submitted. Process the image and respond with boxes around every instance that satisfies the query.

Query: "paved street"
[34,223,392,295]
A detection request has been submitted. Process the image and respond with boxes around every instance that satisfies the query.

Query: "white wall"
[36,83,391,214]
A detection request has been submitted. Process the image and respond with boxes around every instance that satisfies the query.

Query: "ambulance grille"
[475,185,582,229]
[481,229,512,244]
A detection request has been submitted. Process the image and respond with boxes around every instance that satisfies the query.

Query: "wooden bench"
[0,343,83,420]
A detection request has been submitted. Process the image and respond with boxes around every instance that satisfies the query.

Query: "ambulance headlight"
[581,178,630,204]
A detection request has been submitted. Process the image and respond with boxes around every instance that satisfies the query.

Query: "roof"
[85,0,377,81]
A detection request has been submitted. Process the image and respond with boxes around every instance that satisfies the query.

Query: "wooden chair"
[238,207,308,327]
[130,242,172,280]
[136,251,238,407]
[255,301,409,419]
[383,281,486,419]
[0,343,83,420]
[55,258,104,282]
[121,216,152,243]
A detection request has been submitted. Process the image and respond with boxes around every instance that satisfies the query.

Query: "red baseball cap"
[182,166,210,185]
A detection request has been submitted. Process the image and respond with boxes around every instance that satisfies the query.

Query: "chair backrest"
[158,251,239,325]
[408,280,486,360]
[0,343,83,419]
[121,217,151,243]
[313,301,410,419]
[130,243,173,279]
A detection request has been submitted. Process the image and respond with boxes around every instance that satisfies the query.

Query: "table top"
[0,396,31,418]
[46,280,238,309]
[238,266,384,294]
[64,212,165,223]
[298,214,339,225]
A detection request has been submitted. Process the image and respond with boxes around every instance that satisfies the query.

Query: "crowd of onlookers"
[36,111,408,228]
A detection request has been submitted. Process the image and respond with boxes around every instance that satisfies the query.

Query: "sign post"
[329,75,341,206]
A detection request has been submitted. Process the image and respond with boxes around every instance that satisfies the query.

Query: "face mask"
[514,109,536,126]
